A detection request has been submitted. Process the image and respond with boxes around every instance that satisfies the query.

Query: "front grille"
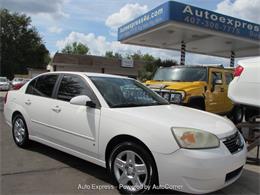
[225,166,243,182]
[223,132,243,154]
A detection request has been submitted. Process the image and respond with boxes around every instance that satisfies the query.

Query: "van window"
[225,72,233,85]
[33,75,58,97]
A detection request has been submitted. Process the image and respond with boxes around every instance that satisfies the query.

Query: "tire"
[189,104,204,110]
[108,142,157,194]
[189,99,205,111]
[12,114,30,148]
[245,107,260,122]
[228,105,244,124]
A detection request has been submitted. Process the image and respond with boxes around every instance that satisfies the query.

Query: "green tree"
[61,42,90,55]
[137,53,177,81]
[105,51,122,59]
[105,51,114,58]
[114,52,122,59]
[0,9,50,79]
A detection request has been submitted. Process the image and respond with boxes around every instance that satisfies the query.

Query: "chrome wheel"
[13,118,26,143]
[113,150,148,193]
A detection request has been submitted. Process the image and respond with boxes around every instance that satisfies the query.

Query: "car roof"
[38,71,131,79]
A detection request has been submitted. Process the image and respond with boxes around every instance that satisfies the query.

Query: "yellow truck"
[145,65,243,123]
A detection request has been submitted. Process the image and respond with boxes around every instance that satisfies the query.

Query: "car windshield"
[153,67,207,82]
[0,78,7,82]
[89,76,169,108]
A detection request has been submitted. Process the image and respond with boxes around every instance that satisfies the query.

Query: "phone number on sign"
[183,16,260,40]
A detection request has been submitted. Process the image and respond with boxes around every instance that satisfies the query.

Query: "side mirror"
[70,95,96,108]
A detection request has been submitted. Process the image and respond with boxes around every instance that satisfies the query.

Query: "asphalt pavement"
[0,95,259,195]
[0,91,6,111]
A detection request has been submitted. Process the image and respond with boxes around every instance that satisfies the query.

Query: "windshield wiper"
[170,80,183,82]
[111,103,144,108]
[111,102,168,108]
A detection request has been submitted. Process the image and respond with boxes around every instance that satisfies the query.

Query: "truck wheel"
[228,106,244,124]
[189,99,205,111]
[245,107,260,122]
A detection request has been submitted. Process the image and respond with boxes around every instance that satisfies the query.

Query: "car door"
[49,74,101,155]
[24,74,59,138]
[206,69,225,113]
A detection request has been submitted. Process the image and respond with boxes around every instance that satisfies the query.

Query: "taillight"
[4,92,8,104]
[234,65,244,77]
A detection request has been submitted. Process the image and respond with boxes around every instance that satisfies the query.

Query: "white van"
[228,57,260,121]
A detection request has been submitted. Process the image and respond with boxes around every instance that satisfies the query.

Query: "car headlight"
[170,93,182,104]
[171,127,220,149]
[162,92,170,100]
[177,91,185,99]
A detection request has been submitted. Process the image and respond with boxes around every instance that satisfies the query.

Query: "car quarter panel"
[4,90,33,133]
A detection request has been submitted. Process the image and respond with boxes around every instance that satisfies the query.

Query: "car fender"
[98,108,180,162]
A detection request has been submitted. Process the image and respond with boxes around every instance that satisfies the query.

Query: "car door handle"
[25,100,31,105]
[52,106,61,113]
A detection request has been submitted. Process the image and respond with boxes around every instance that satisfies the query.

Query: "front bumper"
[153,138,247,194]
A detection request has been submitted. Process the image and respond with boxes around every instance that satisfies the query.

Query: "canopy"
[118,1,260,58]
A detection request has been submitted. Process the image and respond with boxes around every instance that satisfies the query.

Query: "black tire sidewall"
[189,103,204,111]
[231,106,244,124]
[108,142,156,194]
[12,114,29,148]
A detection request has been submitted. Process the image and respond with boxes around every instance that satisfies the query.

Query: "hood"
[145,80,206,91]
[113,105,236,139]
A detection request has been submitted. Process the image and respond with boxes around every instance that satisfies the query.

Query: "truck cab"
[145,65,234,115]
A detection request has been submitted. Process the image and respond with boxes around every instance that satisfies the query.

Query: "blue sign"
[118,2,170,41]
[118,1,260,41]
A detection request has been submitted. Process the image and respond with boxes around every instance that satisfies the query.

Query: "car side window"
[57,75,92,102]
[33,75,58,98]
[225,72,233,85]
[26,79,37,94]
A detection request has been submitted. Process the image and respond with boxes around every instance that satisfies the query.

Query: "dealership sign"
[118,1,260,41]
[121,58,134,68]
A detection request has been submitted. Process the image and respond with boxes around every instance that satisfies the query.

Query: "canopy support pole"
[180,41,186,65]
[230,51,235,67]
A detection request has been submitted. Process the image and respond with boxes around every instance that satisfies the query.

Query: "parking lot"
[0,91,259,195]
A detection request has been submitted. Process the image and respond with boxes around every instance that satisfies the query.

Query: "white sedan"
[0,77,10,91]
[4,72,246,194]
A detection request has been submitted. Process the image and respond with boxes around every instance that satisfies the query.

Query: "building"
[51,53,145,78]
[27,68,47,78]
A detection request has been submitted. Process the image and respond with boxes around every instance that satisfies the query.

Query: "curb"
[0,97,4,111]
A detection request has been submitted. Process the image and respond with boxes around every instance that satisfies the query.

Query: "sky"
[2,0,260,66]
